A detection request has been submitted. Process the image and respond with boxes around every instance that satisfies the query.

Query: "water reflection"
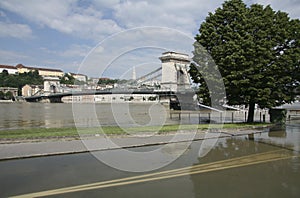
[190,124,300,198]
[253,124,300,153]
[0,124,299,197]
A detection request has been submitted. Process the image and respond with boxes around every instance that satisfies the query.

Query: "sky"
[0,0,299,79]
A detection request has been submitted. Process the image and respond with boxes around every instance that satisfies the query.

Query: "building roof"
[276,102,300,110]
[69,72,87,77]
[0,87,18,90]
[0,65,18,70]
[22,84,44,88]
[16,64,63,72]
[159,51,190,63]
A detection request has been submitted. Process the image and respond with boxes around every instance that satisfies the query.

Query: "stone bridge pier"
[159,52,196,110]
[43,77,61,96]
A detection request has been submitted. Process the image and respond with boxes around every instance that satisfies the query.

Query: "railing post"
[220,112,223,123]
[260,111,262,122]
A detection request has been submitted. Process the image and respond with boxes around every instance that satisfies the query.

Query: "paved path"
[0,129,267,160]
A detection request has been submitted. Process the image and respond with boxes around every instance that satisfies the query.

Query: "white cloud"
[114,0,224,34]
[0,0,123,41]
[0,49,30,64]
[253,0,300,19]
[78,27,195,78]
[40,44,92,58]
[0,22,33,39]
[61,44,92,58]
[0,0,226,41]
[0,10,6,18]
[0,0,299,77]
[0,0,298,42]
[91,0,121,10]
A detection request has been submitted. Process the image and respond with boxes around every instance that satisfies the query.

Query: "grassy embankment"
[0,123,271,140]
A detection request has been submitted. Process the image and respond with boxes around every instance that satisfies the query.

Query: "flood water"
[0,123,299,197]
[0,102,268,130]
[0,102,177,130]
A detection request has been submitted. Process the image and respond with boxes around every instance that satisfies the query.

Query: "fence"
[169,109,269,124]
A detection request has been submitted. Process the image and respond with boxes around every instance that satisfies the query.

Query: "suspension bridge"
[25,52,196,109]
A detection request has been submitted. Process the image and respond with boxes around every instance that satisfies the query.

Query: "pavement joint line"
[10,150,296,198]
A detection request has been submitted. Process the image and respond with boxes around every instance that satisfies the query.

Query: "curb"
[0,129,269,161]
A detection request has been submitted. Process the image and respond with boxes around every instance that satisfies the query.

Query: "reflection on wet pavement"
[0,123,300,197]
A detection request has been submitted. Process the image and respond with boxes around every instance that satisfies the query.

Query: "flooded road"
[0,123,299,197]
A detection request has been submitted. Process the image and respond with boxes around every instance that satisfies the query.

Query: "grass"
[0,123,271,140]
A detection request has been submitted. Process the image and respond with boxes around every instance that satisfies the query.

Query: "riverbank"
[0,123,271,143]
[0,123,271,161]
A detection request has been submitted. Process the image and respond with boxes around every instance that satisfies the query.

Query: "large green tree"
[189,0,300,122]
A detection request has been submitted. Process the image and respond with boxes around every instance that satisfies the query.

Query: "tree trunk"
[247,102,255,123]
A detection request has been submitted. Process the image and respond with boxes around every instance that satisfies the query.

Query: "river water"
[0,102,268,130]
[0,102,178,130]
[0,102,300,197]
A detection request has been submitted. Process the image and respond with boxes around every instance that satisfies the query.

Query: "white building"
[16,64,64,77]
[21,84,43,97]
[69,73,87,82]
[0,65,18,74]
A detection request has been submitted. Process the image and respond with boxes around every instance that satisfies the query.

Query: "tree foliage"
[0,91,4,99]
[189,0,300,122]
[60,73,75,84]
[0,70,43,95]
[97,78,118,85]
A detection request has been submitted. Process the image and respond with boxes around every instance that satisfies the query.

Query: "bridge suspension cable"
[135,67,162,82]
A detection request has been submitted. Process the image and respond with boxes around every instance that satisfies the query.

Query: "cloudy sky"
[0,0,299,78]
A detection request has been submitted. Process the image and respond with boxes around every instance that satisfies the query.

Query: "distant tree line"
[0,90,14,100]
[60,73,86,85]
[97,78,128,85]
[0,70,43,95]
[97,78,118,85]
[0,70,87,94]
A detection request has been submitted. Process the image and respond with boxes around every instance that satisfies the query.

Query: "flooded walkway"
[0,123,299,197]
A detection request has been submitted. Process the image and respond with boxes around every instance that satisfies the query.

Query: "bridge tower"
[43,76,61,96]
[159,51,191,92]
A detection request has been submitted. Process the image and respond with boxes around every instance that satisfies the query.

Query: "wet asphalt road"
[1,125,300,198]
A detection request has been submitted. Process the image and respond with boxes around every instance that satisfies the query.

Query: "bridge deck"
[24,90,178,102]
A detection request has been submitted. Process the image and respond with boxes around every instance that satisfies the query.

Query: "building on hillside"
[21,84,44,97]
[96,84,114,90]
[0,65,18,74]
[69,73,87,82]
[87,77,100,85]
[60,84,82,93]
[16,64,64,77]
